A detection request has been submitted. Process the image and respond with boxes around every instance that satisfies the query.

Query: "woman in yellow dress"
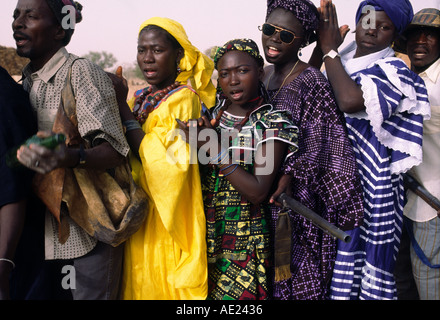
[115,17,216,300]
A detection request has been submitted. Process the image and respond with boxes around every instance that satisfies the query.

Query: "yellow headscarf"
[138,17,216,109]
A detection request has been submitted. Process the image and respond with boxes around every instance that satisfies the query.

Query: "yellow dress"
[122,86,208,300]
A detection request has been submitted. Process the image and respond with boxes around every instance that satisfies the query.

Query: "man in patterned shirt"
[12,0,130,299]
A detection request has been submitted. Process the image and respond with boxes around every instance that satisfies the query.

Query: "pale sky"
[1,0,439,68]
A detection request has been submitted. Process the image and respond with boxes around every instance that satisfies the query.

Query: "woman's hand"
[269,174,293,207]
[176,116,218,151]
[318,0,348,54]
[310,0,350,68]
[107,66,129,107]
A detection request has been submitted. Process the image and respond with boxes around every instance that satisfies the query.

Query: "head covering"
[213,39,269,100]
[406,8,440,30]
[355,0,414,35]
[266,0,319,45]
[138,17,216,108]
[214,38,265,70]
[394,8,440,54]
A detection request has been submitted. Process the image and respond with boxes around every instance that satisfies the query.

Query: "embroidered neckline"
[214,97,264,132]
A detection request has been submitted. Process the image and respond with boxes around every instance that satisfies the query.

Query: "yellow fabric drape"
[138,17,216,109]
[122,87,208,300]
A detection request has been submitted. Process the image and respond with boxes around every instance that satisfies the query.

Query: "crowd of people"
[0,0,438,301]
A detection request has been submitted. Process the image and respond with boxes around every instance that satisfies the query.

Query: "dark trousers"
[10,195,73,300]
[10,194,123,300]
[71,241,123,300]
[394,226,419,300]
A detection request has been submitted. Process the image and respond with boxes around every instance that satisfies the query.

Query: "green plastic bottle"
[6,133,66,168]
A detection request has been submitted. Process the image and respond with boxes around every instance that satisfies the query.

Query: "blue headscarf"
[355,0,414,34]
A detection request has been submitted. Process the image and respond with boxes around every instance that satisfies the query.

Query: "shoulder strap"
[61,57,84,126]
[405,217,440,269]
[52,58,85,147]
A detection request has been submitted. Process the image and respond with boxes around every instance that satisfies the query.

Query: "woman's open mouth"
[144,69,158,78]
[230,89,244,100]
[266,46,281,58]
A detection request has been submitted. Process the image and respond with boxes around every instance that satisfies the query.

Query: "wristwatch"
[322,49,341,62]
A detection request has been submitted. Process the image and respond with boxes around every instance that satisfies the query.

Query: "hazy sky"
[1,0,439,67]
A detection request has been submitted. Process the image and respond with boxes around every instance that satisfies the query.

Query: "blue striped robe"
[329,56,431,300]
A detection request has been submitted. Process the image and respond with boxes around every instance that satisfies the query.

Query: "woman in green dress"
[179,38,298,300]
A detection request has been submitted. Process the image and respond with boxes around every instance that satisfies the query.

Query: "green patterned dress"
[203,101,298,300]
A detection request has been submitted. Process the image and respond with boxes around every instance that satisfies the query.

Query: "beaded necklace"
[214,96,263,132]
[133,81,181,124]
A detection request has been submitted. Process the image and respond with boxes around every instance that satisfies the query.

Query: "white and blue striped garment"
[329,47,431,300]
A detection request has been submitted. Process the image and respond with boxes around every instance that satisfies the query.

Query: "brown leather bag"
[32,60,148,247]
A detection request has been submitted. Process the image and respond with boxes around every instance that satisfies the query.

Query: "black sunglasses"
[259,23,301,44]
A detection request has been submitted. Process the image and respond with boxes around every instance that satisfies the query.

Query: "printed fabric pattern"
[204,102,298,300]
